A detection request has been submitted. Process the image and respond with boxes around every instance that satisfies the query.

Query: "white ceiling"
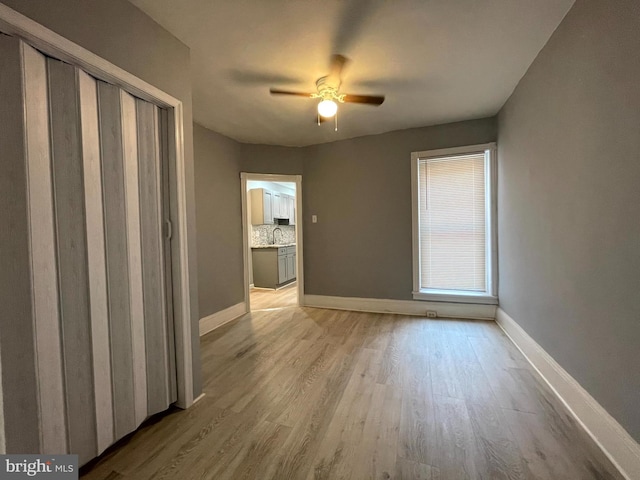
[129,0,574,147]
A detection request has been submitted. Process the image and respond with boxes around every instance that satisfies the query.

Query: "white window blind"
[418,153,487,292]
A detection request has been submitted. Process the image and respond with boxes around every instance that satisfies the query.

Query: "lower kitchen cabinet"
[252,245,296,289]
[286,252,296,279]
[278,254,287,284]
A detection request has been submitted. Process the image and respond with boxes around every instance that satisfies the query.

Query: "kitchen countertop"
[251,243,296,249]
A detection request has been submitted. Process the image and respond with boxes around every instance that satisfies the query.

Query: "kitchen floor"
[250,282,297,310]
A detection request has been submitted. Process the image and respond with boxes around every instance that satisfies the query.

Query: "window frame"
[411,143,498,305]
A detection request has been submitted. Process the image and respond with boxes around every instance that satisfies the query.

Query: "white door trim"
[0,3,194,409]
[241,173,304,312]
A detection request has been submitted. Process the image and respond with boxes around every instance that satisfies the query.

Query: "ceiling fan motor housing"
[315,76,345,103]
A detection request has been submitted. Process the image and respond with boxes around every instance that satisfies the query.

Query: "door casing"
[241,172,304,312]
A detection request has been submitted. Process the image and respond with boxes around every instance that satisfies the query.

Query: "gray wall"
[221,119,495,302]
[1,0,202,397]
[303,120,497,300]
[196,119,495,318]
[195,136,305,316]
[0,337,3,454]
[497,0,640,441]
[194,123,245,318]
[240,143,305,175]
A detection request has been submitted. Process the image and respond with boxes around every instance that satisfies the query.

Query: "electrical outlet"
[426,310,437,318]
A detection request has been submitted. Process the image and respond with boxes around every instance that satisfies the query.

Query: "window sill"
[412,290,498,305]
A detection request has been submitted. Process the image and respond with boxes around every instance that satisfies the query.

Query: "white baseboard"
[199,302,247,336]
[496,308,640,480]
[303,294,496,320]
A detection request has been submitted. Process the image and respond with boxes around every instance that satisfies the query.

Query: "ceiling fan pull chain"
[335,112,338,132]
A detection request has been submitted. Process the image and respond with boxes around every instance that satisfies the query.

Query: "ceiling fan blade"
[332,0,380,54]
[230,69,303,86]
[327,54,348,85]
[342,94,385,105]
[269,88,315,98]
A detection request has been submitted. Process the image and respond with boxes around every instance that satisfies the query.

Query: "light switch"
[312,215,317,223]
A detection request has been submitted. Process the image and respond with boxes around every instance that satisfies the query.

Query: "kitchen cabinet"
[286,250,296,278]
[274,193,296,221]
[285,195,296,225]
[250,188,296,225]
[252,245,296,288]
[276,193,295,224]
[249,188,273,225]
[273,192,282,218]
[278,254,287,284]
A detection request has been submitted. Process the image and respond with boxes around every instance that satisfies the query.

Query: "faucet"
[272,227,283,245]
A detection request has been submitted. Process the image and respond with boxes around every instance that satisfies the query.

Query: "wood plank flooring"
[81,308,623,480]
[250,283,297,310]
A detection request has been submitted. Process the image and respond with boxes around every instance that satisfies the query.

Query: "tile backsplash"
[252,224,296,246]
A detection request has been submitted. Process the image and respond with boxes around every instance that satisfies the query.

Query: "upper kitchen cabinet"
[273,192,283,218]
[286,195,296,225]
[250,188,296,225]
[250,188,274,225]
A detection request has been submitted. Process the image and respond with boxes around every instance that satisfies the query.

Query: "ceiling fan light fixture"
[317,99,338,118]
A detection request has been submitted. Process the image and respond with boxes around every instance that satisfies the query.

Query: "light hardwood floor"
[250,282,297,310]
[81,308,623,480]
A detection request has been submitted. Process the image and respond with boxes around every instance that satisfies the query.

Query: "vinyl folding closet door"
[0,36,176,465]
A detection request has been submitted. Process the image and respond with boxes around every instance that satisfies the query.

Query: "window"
[411,143,497,304]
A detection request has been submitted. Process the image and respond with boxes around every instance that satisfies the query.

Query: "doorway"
[241,173,304,312]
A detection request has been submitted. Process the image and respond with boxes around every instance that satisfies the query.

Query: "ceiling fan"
[269,54,385,130]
